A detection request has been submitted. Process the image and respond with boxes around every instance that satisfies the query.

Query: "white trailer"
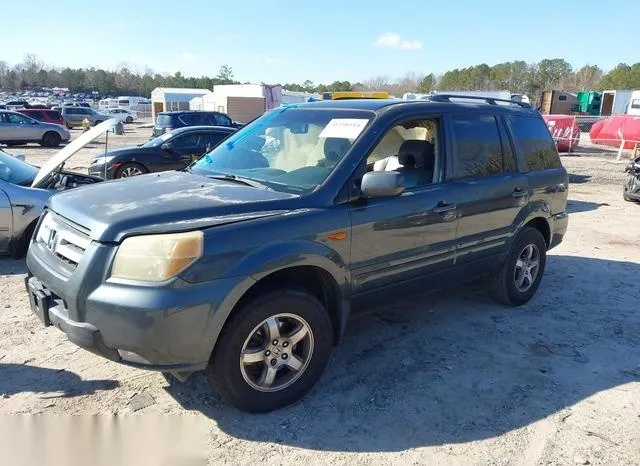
[626,90,640,116]
[600,90,633,116]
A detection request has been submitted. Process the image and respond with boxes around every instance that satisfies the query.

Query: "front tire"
[115,162,148,178]
[489,227,547,306]
[125,116,133,123]
[40,131,61,147]
[208,290,333,413]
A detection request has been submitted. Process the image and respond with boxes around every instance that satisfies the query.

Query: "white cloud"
[181,51,197,61]
[374,32,422,51]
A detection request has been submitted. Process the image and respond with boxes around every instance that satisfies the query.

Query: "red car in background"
[18,108,66,127]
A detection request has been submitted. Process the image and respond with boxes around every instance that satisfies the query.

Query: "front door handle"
[512,188,528,198]
[432,203,458,214]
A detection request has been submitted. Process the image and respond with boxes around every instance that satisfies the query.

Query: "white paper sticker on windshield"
[319,118,369,139]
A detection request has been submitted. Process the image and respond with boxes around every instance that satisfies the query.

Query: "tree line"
[1,55,639,104]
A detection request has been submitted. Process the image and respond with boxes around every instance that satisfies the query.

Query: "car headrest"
[398,140,435,169]
[324,138,351,161]
[398,153,416,168]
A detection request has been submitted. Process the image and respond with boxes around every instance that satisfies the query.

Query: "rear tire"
[623,187,634,202]
[489,227,547,306]
[208,290,333,413]
[115,162,148,178]
[40,131,61,148]
[125,116,133,123]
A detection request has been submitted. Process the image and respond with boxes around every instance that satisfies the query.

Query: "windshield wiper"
[206,174,271,190]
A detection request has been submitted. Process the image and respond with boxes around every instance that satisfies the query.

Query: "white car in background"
[105,108,137,123]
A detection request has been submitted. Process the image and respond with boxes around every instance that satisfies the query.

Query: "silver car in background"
[0,110,70,147]
[0,120,116,256]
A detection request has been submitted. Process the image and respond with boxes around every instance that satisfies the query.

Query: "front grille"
[35,212,91,269]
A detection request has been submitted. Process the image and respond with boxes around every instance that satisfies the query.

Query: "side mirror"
[161,142,173,151]
[360,171,405,198]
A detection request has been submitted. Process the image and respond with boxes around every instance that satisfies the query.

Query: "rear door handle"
[432,203,458,214]
[512,188,528,198]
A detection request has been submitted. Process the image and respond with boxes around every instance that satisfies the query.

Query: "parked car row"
[0,110,70,147]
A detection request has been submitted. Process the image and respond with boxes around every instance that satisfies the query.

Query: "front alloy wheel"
[240,313,314,392]
[208,290,333,413]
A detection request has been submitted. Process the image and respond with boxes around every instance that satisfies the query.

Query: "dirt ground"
[1,128,639,465]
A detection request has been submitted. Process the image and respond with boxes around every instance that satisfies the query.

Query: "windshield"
[190,107,373,192]
[0,150,39,186]
[142,132,173,147]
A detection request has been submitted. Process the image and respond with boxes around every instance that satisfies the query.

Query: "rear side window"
[451,114,504,179]
[214,113,232,126]
[156,115,173,127]
[505,115,562,171]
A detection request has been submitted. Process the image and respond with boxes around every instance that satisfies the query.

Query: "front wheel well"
[232,266,343,346]
[523,217,551,248]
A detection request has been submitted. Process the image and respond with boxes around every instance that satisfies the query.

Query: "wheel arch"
[523,216,551,248]
[208,244,350,362]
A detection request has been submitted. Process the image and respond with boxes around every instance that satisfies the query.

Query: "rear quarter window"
[505,115,562,171]
[155,115,173,127]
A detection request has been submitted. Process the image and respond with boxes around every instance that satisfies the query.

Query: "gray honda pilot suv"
[25,96,568,412]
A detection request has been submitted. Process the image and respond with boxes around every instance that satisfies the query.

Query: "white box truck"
[600,90,633,116]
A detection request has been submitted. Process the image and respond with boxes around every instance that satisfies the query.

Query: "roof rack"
[428,93,532,109]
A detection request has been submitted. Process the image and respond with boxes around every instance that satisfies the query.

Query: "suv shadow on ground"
[0,364,119,398]
[166,254,640,452]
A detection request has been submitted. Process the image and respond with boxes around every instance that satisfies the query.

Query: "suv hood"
[47,170,298,242]
[31,118,118,188]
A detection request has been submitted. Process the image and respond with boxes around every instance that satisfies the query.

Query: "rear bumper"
[549,211,568,250]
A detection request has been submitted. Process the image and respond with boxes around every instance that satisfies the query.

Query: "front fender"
[204,240,350,355]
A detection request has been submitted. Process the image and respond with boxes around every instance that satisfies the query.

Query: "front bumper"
[88,160,118,179]
[26,237,248,372]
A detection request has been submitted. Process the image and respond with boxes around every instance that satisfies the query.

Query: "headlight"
[111,231,203,282]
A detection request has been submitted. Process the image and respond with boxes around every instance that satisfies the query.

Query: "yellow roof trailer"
[322,91,389,100]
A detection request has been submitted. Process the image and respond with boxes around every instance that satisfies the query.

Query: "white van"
[626,90,640,116]
[117,96,150,109]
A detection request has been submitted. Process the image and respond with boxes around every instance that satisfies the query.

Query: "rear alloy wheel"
[116,162,147,178]
[489,227,547,306]
[125,116,134,123]
[41,131,61,148]
[208,290,333,413]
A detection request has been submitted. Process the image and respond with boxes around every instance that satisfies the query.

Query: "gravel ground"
[1,130,639,465]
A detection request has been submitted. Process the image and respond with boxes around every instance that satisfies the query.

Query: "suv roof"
[167,125,237,135]
[299,95,536,114]
[158,110,226,116]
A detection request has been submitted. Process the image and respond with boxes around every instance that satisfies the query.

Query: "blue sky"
[2,0,639,84]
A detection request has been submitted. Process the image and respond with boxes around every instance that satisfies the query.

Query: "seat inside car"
[376,139,435,187]
[319,137,351,167]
